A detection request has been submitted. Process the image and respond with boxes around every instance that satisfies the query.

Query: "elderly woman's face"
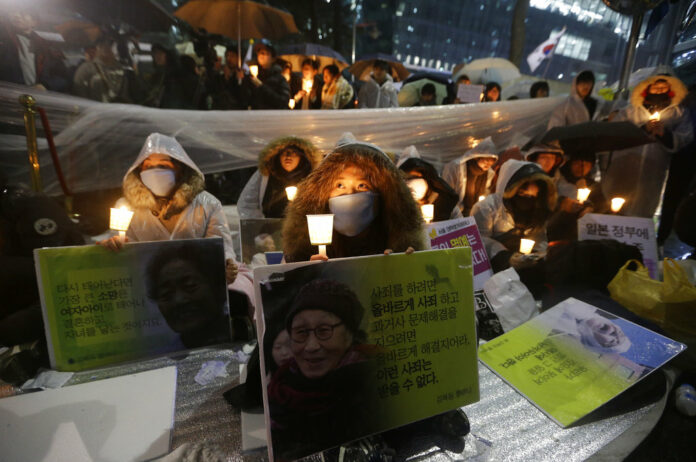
[330,165,373,198]
[290,309,353,379]
[583,317,625,348]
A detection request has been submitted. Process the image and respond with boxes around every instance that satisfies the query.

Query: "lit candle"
[109,206,134,243]
[302,78,313,93]
[611,197,626,213]
[249,65,258,78]
[285,186,298,201]
[478,195,486,202]
[421,204,434,224]
[519,238,535,255]
[288,99,295,109]
[307,214,334,257]
[649,111,660,121]
[577,188,591,203]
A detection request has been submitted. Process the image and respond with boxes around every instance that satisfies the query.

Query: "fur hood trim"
[282,143,427,261]
[123,166,205,219]
[257,136,322,176]
[631,75,687,110]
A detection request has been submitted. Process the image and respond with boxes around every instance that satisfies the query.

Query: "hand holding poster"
[578,213,659,278]
[254,248,479,460]
[456,84,485,103]
[479,298,685,427]
[35,238,232,371]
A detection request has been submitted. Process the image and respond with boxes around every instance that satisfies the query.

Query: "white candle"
[110,206,133,243]
[577,188,591,203]
[288,99,295,109]
[649,111,660,121]
[421,204,434,224]
[285,186,298,201]
[611,197,626,213]
[519,238,535,255]
[307,214,334,255]
[249,65,258,78]
[302,78,313,93]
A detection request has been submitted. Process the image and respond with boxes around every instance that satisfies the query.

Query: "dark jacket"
[0,28,70,91]
[242,63,290,109]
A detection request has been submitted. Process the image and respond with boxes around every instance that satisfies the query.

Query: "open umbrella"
[59,0,176,33]
[523,121,655,154]
[348,54,410,82]
[457,58,521,85]
[278,43,349,72]
[397,72,452,106]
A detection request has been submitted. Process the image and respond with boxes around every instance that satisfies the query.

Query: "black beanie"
[286,279,364,335]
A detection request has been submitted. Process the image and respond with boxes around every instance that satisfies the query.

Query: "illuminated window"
[555,34,591,61]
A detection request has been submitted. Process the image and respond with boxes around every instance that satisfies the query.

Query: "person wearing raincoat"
[441,138,499,216]
[237,136,321,219]
[471,159,557,272]
[98,133,254,316]
[397,145,462,222]
[525,144,564,179]
[547,70,602,128]
[357,59,399,108]
[602,74,693,218]
[321,64,354,109]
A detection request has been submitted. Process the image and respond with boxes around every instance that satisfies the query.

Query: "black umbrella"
[523,121,655,154]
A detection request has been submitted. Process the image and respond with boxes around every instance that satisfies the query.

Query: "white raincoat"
[357,74,398,108]
[602,75,693,217]
[547,73,603,128]
[441,138,498,211]
[471,159,556,260]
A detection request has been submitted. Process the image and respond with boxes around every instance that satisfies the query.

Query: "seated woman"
[237,136,321,219]
[397,145,462,222]
[441,138,498,216]
[268,279,380,460]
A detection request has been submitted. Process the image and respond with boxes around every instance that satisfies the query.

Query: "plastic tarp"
[0,82,562,195]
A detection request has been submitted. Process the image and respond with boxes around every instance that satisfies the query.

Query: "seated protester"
[98,133,253,309]
[242,42,290,109]
[357,59,399,108]
[530,81,550,98]
[237,136,321,219]
[321,64,354,109]
[483,82,501,102]
[397,145,462,221]
[283,138,425,262]
[441,138,498,216]
[292,58,323,110]
[525,143,564,183]
[414,83,437,106]
[471,159,557,273]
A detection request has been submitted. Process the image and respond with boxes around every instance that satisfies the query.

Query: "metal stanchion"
[20,94,42,192]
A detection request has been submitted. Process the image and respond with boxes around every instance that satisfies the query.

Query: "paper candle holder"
[307,214,334,257]
[421,204,434,224]
[519,238,535,255]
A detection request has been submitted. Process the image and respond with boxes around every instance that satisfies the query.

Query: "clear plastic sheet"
[0,82,562,195]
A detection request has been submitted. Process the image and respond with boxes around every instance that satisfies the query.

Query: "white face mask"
[328,191,377,237]
[140,168,176,197]
[407,178,428,201]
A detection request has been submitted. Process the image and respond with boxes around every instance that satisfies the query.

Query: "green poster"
[35,238,231,371]
[253,248,479,461]
[479,298,686,427]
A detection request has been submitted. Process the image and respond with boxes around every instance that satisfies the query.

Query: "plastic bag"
[482,267,537,332]
[608,259,696,335]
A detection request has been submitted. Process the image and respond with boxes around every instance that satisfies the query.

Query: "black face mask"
[643,93,671,113]
[511,195,536,211]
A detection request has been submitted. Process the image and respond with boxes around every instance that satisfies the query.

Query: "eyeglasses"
[290,322,343,343]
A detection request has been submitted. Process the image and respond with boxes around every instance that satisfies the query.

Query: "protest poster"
[424,217,492,290]
[240,218,284,267]
[457,84,484,103]
[35,238,231,371]
[479,298,685,427]
[578,213,659,279]
[253,248,479,461]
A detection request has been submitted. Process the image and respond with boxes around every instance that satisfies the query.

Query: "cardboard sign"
[425,217,493,290]
[253,248,479,460]
[578,213,659,279]
[479,298,685,427]
[457,84,484,103]
[240,218,284,267]
[35,238,231,371]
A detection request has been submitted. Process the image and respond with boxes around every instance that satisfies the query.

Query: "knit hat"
[286,279,365,335]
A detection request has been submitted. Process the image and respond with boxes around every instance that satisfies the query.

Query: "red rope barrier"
[36,106,72,197]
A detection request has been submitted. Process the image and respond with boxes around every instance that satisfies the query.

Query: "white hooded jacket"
[547,73,603,129]
[358,74,398,108]
[441,138,498,212]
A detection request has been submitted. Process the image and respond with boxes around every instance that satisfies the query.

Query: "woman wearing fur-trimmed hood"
[471,159,557,272]
[282,140,426,262]
[441,138,498,216]
[237,136,321,219]
[603,74,693,217]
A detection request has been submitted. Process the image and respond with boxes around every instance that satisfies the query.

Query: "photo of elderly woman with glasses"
[265,278,382,460]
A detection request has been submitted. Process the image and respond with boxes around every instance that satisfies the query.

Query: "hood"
[396,145,420,168]
[257,136,322,176]
[455,137,499,165]
[370,73,394,87]
[497,159,557,210]
[571,70,595,100]
[282,142,426,261]
[122,133,204,218]
[630,74,687,112]
[524,144,565,168]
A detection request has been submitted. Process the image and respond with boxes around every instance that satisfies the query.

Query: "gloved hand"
[509,251,545,270]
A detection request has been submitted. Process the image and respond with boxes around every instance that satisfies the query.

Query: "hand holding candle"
[577,188,591,204]
[649,112,660,121]
[307,214,334,257]
[288,99,295,109]
[249,65,259,78]
[110,206,134,243]
[519,238,535,255]
[285,186,297,201]
[302,78,313,93]
[611,197,626,213]
[421,204,434,224]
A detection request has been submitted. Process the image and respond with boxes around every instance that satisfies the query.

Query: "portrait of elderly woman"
[266,279,381,460]
[145,240,231,349]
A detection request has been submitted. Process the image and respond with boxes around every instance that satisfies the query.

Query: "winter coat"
[237,136,322,219]
[441,139,498,214]
[357,74,398,108]
[292,74,323,110]
[282,142,426,262]
[73,58,142,103]
[242,64,290,109]
[547,73,603,128]
[398,156,462,222]
[602,74,693,217]
[471,159,557,261]
[321,75,354,109]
